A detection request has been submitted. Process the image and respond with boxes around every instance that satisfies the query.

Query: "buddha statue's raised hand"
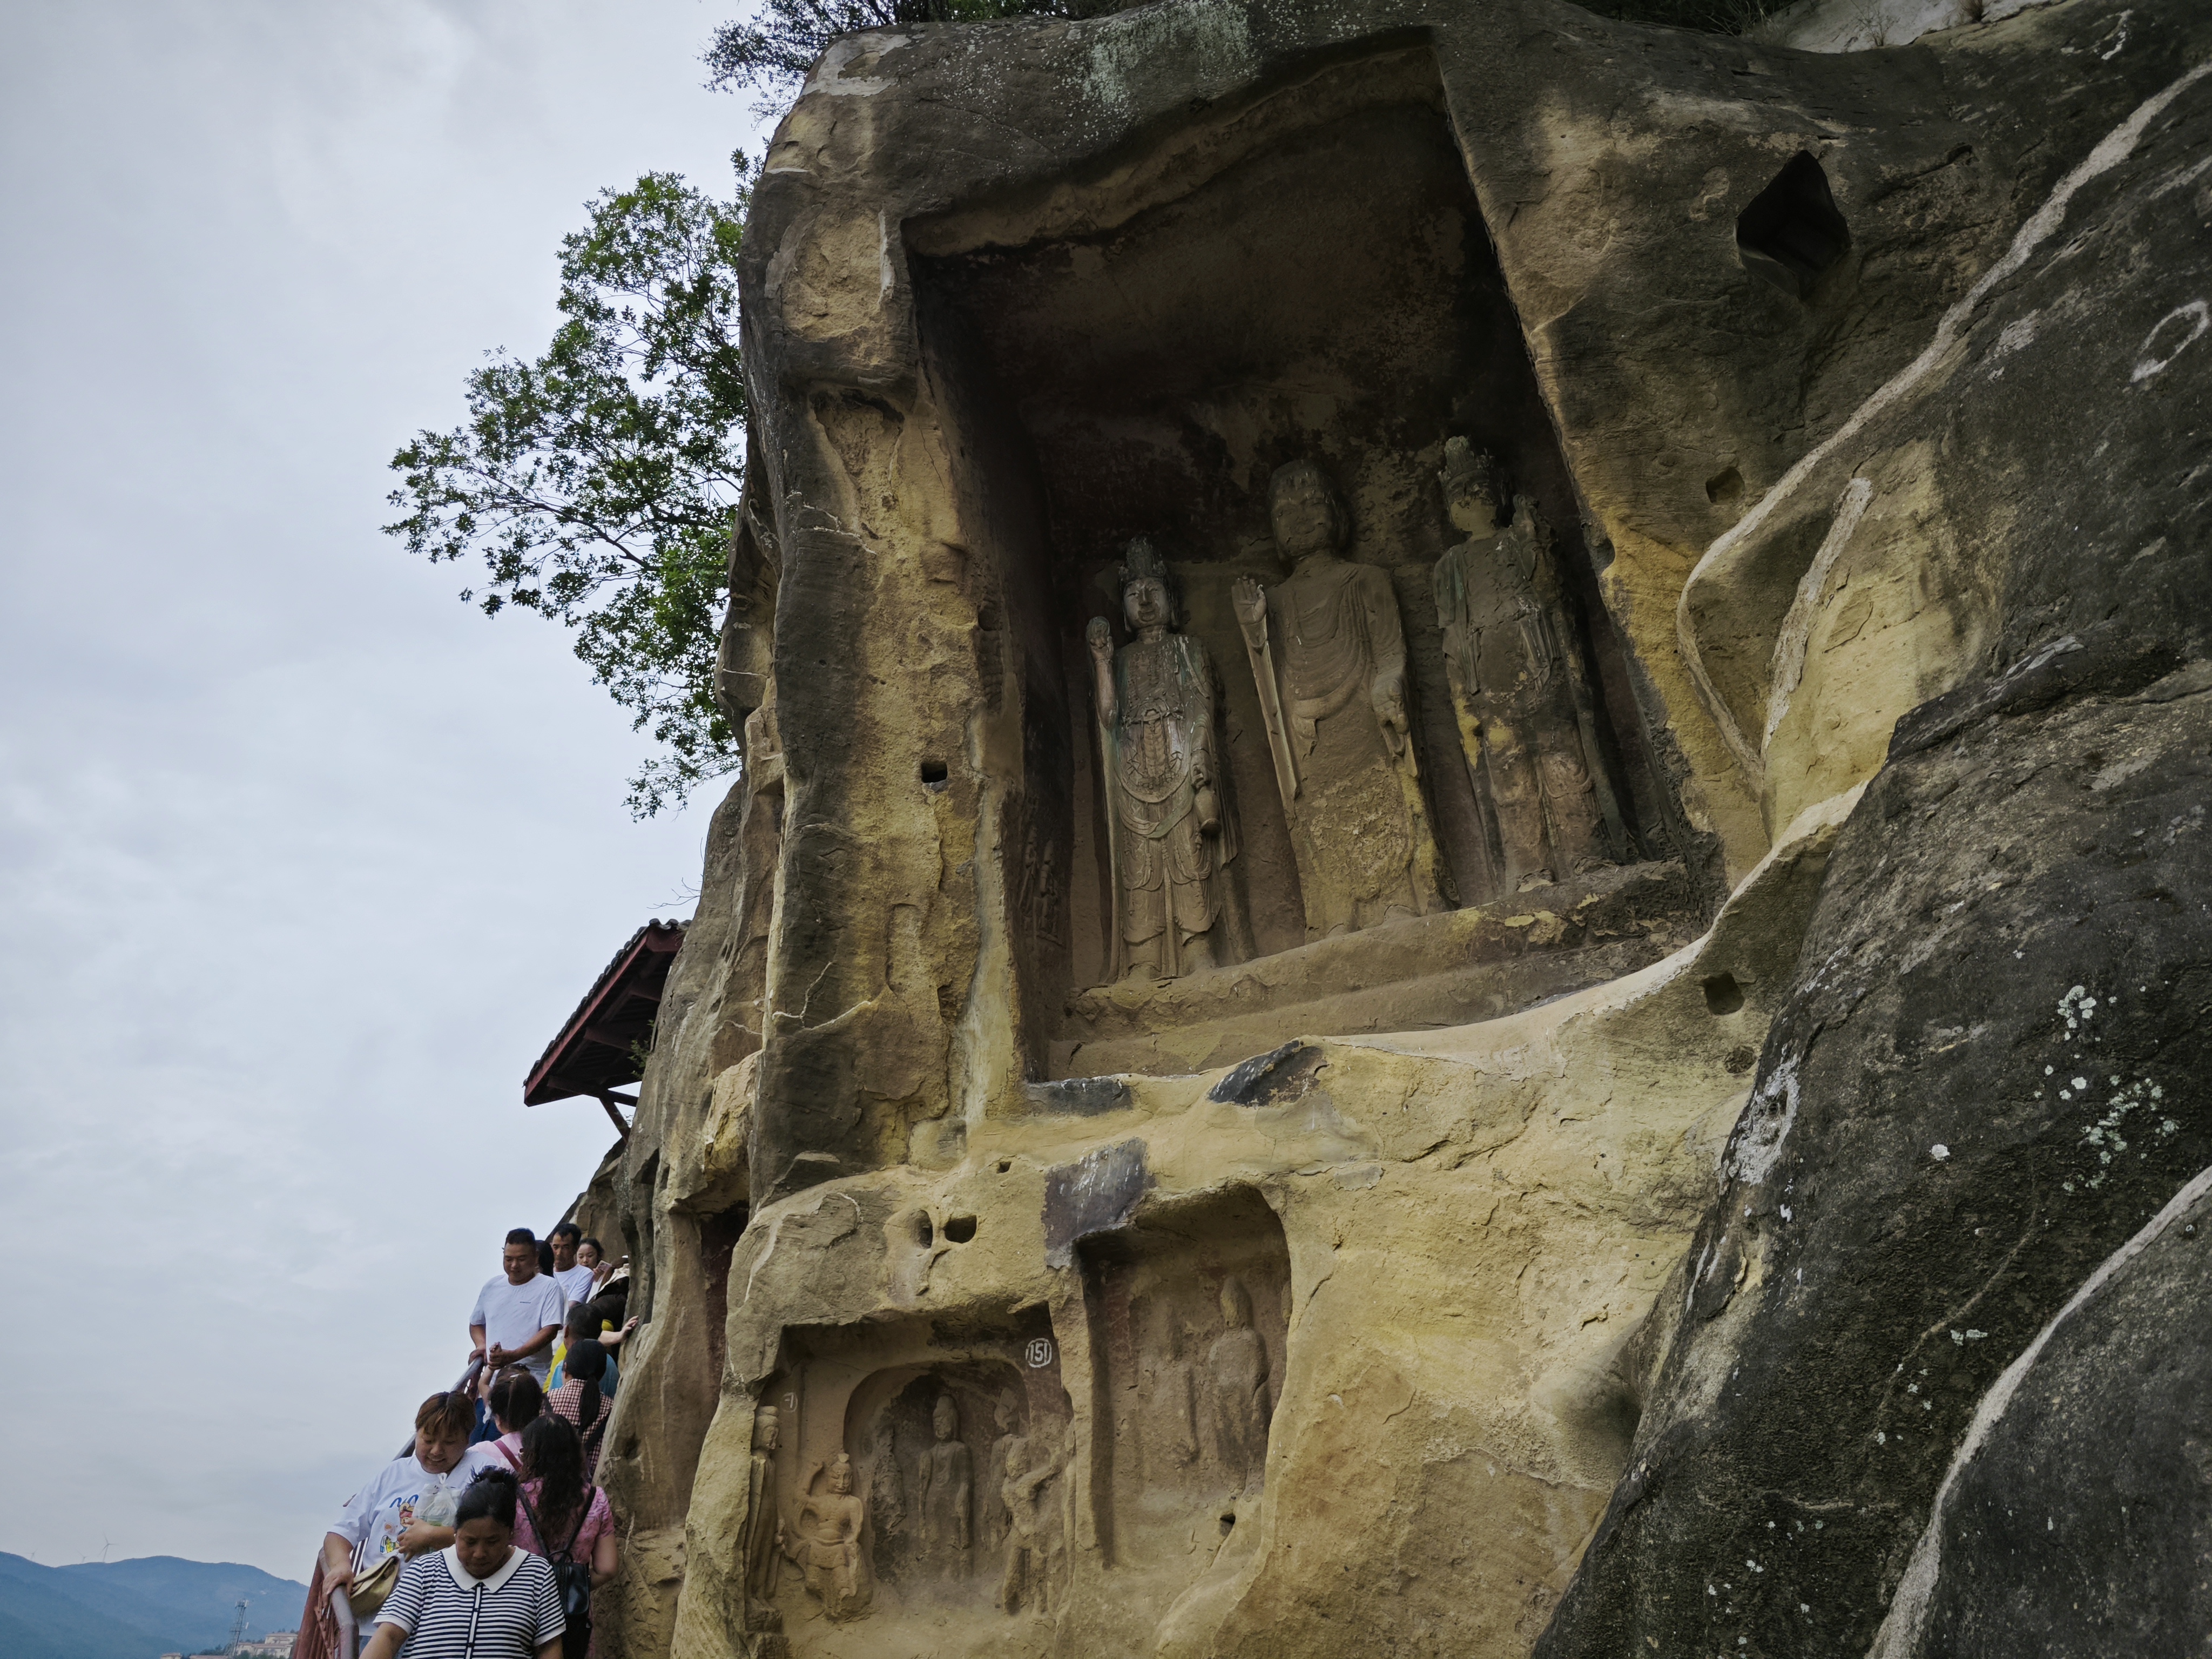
[1230,577,1269,651]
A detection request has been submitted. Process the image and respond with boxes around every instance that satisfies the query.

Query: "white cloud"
[0,0,772,1577]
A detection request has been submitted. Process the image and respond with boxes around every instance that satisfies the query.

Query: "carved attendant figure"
[1206,1277,1271,1491]
[917,1395,973,1562]
[1233,461,1444,937]
[784,1453,871,1620]
[1087,538,1239,981]
[866,1417,905,1570]
[983,1395,1021,1553]
[1432,442,1618,891]
[740,1405,783,1626]
[997,1424,1067,1616]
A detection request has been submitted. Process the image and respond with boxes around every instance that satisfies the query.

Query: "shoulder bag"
[345,1554,402,1621]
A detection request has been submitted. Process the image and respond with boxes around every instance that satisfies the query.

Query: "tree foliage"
[386,159,752,817]
[703,0,1075,105]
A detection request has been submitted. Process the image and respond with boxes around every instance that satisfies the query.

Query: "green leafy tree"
[386,158,752,817]
[704,0,1079,105]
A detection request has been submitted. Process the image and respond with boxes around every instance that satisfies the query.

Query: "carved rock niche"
[764,1307,1074,1642]
[906,48,1702,1084]
[1078,1187,1292,1607]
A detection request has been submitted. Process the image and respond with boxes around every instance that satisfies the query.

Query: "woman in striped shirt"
[361,1469,565,1659]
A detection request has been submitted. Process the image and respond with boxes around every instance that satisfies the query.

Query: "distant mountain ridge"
[0,1553,306,1659]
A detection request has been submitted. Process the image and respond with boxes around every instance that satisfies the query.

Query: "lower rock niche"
[1080,1188,1292,1615]
[761,1309,1076,1654]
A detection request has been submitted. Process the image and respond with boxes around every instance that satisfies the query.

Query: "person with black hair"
[470,1229,565,1382]
[515,1415,617,1656]
[543,1339,614,1480]
[323,1392,503,1595]
[361,1468,565,1659]
[547,1299,639,1398]
[548,1222,594,1306]
[485,1369,544,1472]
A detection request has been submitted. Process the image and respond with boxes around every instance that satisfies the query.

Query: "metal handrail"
[325,1578,360,1659]
[304,1354,492,1659]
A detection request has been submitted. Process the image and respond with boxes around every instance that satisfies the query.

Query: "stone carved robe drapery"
[1205,1279,1271,1491]
[741,1408,783,1629]
[1433,445,1619,892]
[785,1456,871,1621]
[1091,544,1241,982]
[983,1400,1021,1553]
[1237,526,1445,934]
[1107,634,1238,970]
[918,1400,973,1562]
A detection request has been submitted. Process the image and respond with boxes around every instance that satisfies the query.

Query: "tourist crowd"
[313,1222,639,1659]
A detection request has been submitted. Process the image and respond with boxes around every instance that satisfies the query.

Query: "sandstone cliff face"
[588,2,2212,1654]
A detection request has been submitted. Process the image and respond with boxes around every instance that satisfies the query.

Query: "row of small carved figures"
[739,1279,1275,1626]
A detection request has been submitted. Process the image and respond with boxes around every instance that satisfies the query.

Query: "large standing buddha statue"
[1232,461,1444,938]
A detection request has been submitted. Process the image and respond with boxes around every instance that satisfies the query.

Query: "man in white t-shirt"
[548,1221,595,1306]
[469,1229,566,1381]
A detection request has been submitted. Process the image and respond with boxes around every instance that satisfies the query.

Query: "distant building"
[233,1636,295,1659]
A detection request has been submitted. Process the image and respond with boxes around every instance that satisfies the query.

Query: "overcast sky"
[0,2,769,1581]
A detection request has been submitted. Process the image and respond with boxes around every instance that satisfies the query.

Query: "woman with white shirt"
[322,1392,503,1596]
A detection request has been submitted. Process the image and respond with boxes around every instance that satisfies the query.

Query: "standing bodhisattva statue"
[1232,461,1444,937]
[1432,441,1618,892]
[1087,537,1239,981]
[741,1405,783,1629]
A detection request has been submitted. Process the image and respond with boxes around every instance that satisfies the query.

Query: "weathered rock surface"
[575,0,2212,1654]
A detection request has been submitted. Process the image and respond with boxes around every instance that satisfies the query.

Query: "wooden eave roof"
[522,919,686,1106]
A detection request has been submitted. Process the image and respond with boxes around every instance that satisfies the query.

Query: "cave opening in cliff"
[907,45,1682,1078]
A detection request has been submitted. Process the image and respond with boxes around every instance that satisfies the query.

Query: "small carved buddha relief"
[1206,1276,1271,1491]
[1432,441,1621,892]
[1232,461,1446,939]
[916,1394,973,1562]
[1087,537,1240,981]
